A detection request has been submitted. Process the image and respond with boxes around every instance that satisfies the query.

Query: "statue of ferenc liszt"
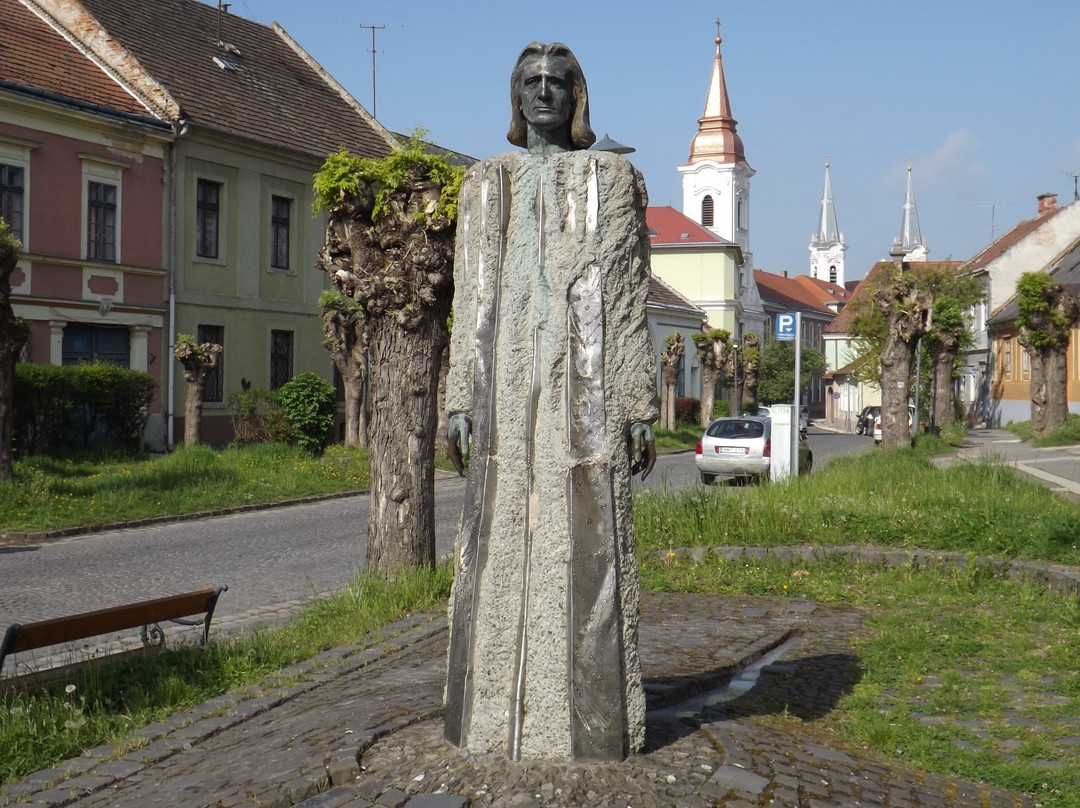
[444,42,658,762]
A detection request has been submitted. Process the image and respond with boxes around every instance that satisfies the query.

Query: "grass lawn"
[1004,413,1080,447]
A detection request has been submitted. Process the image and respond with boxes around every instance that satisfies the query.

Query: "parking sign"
[776,313,796,341]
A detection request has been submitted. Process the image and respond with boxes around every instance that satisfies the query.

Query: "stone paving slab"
[1,592,1037,808]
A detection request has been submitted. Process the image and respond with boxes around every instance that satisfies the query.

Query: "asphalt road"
[0,427,871,632]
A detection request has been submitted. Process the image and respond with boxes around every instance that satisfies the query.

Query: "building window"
[0,164,24,243]
[62,324,130,367]
[196,179,221,259]
[1021,347,1030,380]
[829,266,837,284]
[700,195,714,227]
[270,195,291,269]
[1003,338,1012,379]
[197,324,224,402]
[270,329,293,389]
[87,181,117,262]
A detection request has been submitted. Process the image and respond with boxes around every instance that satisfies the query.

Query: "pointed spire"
[898,163,928,259]
[813,161,841,245]
[687,19,745,165]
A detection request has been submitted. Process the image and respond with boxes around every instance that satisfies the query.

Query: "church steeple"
[687,20,746,165]
[809,161,847,286]
[896,164,928,260]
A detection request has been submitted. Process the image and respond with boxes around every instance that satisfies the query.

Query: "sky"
[214,0,1080,282]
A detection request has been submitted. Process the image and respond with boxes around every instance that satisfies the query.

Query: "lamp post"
[732,341,739,415]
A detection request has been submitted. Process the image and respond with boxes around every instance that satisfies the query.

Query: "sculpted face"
[517,54,574,139]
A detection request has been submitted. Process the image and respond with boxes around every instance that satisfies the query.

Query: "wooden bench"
[0,585,228,676]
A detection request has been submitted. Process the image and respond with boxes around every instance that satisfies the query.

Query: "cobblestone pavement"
[0,591,1036,808]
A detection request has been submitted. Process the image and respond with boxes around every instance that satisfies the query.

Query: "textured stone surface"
[445,149,656,760]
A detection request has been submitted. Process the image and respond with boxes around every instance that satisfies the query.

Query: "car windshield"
[706,419,766,439]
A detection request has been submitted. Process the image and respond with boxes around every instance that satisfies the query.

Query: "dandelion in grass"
[65,684,76,694]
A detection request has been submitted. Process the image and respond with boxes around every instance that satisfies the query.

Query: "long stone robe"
[444,149,658,761]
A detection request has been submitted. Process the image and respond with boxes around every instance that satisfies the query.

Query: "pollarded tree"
[320,289,368,448]
[923,271,982,429]
[692,328,731,427]
[734,332,762,410]
[0,220,29,480]
[1016,272,1080,436]
[315,134,463,576]
[852,252,938,446]
[659,331,684,431]
[173,334,222,446]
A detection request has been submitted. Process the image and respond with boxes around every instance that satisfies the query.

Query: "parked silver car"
[695,416,812,484]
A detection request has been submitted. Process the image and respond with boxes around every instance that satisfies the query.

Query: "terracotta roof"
[824,260,963,334]
[646,205,736,248]
[965,203,1068,272]
[751,266,833,313]
[0,0,150,117]
[72,0,396,160]
[647,273,707,319]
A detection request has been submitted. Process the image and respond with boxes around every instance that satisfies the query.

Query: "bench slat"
[7,588,218,655]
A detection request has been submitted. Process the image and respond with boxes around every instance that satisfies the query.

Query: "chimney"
[782,270,788,278]
[1038,193,1058,215]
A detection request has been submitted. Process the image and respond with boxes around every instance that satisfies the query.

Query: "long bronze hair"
[506,42,596,150]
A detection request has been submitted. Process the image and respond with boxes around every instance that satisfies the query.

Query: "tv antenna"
[1063,170,1080,202]
[359,23,386,119]
[977,200,1010,243]
[216,1,231,46]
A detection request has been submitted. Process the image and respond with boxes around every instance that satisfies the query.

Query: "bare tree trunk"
[436,344,449,452]
[365,320,444,574]
[1030,346,1069,437]
[0,232,28,480]
[183,371,207,446]
[700,363,717,428]
[660,333,683,431]
[879,331,915,446]
[931,350,955,428]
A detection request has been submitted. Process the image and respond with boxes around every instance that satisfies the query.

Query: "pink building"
[1,0,172,443]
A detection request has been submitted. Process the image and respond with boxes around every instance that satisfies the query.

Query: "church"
[648,23,766,345]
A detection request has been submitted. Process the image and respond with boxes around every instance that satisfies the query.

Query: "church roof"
[0,0,155,120]
[897,165,926,256]
[686,24,746,166]
[646,205,740,252]
[811,162,842,246]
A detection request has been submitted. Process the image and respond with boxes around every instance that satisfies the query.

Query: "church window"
[829,266,837,284]
[701,195,714,227]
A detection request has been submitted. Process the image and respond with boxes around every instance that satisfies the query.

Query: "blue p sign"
[776,313,797,341]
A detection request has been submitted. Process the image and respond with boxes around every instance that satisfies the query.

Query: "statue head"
[507,42,595,152]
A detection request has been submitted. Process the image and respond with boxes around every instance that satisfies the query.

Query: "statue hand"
[447,413,472,477]
[629,422,656,481]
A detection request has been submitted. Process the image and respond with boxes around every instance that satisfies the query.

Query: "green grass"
[641,554,1080,808]
[636,437,1080,564]
[0,563,452,785]
[653,423,701,453]
[0,444,369,533]
[1005,413,1080,447]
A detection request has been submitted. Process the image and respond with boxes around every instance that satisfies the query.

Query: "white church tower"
[678,21,754,262]
[896,164,929,261]
[809,161,847,286]
[677,21,764,335]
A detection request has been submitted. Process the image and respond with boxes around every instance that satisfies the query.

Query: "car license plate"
[717,446,747,454]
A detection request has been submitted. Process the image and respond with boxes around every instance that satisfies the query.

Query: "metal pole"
[359,24,385,118]
[793,312,802,470]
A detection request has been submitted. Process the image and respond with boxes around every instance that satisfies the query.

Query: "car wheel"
[700,472,716,486]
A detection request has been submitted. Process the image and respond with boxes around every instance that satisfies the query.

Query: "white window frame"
[80,154,127,264]
[0,136,37,250]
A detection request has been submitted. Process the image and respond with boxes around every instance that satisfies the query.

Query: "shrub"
[226,388,291,447]
[712,399,730,419]
[13,362,154,454]
[277,373,336,453]
[674,397,701,425]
